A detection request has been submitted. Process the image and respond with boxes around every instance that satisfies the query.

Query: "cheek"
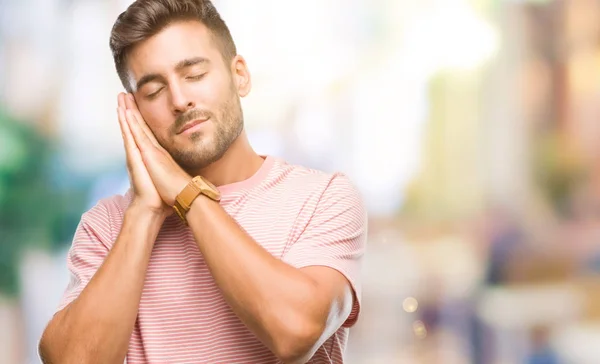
[190,73,235,108]
[139,103,172,137]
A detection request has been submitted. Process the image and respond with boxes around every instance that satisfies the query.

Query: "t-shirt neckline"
[216,155,275,195]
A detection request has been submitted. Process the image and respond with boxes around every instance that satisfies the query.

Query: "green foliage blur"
[0,108,88,297]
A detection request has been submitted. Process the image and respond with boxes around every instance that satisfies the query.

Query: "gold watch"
[173,176,221,224]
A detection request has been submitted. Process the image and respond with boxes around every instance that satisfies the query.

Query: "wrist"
[172,175,221,225]
[122,202,168,249]
[127,201,170,223]
[170,175,192,205]
[187,195,217,221]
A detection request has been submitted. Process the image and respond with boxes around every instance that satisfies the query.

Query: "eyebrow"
[134,57,210,91]
[175,56,209,71]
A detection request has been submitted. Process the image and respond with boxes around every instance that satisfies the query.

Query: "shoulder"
[78,189,133,243]
[267,157,365,212]
[272,157,360,193]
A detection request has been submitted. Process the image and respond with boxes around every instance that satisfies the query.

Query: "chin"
[188,130,208,142]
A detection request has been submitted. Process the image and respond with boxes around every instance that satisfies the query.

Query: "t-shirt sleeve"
[282,173,367,328]
[56,201,113,313]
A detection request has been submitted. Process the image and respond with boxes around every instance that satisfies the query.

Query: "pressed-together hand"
[117,93,191,213]
[117,93,168,216]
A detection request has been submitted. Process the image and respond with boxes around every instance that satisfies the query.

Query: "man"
[39,0,367,363]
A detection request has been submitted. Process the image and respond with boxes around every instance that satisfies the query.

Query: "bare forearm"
[40,206,165,364]
[187,198,325,360]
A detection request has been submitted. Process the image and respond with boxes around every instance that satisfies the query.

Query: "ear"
[230,55,252,97]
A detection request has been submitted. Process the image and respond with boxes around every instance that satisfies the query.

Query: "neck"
[194,130,264,187]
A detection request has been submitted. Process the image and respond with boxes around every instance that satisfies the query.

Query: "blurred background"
[2,0,600,363]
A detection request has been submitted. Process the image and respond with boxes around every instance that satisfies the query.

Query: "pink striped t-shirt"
[57,155,367,363]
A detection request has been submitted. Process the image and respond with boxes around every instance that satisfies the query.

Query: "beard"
[158,93,244,173]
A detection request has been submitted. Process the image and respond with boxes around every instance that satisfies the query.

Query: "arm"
[39,205,165,364]
[39,94,173,363]
[186,194,362,363]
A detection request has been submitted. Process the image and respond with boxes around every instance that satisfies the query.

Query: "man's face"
[126,20,246,172]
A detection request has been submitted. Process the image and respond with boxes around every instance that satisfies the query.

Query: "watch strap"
[173,176,220,225]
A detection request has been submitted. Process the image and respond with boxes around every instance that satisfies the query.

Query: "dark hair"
[109,0,237,92]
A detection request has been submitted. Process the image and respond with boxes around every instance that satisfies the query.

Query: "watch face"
[205,178,219,191]
[204,188,221,201]
[196,177,221,201]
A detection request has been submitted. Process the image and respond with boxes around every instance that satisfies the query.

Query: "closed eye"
[146,87,164,99]
[186,73,206,81]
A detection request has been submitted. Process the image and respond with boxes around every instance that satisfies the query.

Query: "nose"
[169,82,195,115]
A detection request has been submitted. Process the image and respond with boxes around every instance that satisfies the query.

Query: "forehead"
[127,20,220,78]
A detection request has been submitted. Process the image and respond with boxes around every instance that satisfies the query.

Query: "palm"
[117,94,169,214]
[119,93,191,208]
[128,142,163,208]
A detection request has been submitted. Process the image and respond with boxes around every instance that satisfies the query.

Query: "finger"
[125,94,162,149]
[118,108,146,191]
[118,93,126,110]
[117,107,137,157]
[118,107,146,176]
[126,109,155,154]
[124,92,138,111]
[130,111,170,157]
[118,107,136,180]
[124,94,154,139]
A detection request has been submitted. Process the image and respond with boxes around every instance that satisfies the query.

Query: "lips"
[178,118,209,134]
